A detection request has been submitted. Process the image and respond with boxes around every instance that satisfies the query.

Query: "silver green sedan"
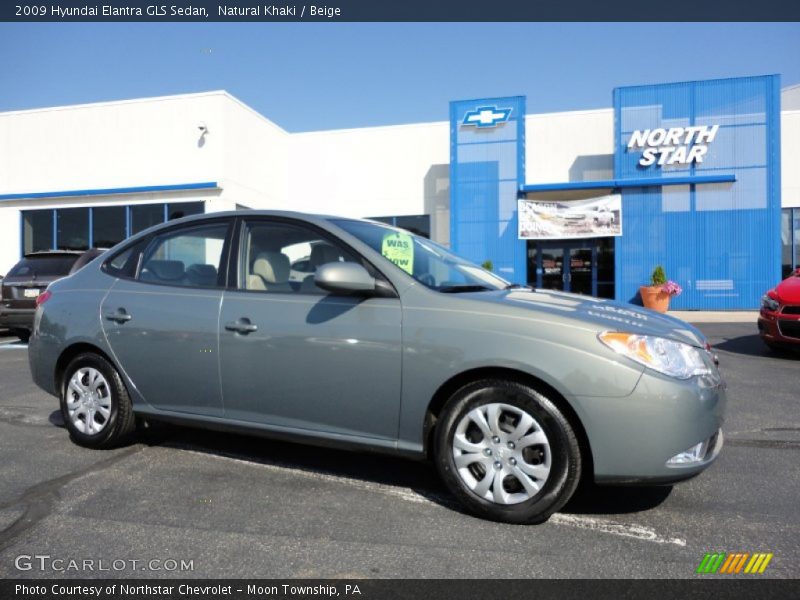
[28,211,725,523]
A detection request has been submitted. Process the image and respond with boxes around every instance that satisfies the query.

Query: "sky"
[1,22,799,132]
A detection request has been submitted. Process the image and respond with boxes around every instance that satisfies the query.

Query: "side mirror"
[314,262,376,294]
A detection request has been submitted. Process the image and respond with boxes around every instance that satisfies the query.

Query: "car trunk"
[2,254,80,310]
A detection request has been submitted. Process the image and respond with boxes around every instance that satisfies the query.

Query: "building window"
[131,204,165,235]
[368,214,431,238]
[167,201,204,221]
[20,201,205,258]
[22,210,54,254]
[782,208,800,279]
[56,207,89,251]
[92,206,127,248]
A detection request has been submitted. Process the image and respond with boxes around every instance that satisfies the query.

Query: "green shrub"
[481,260,493,272]
[650,265,667,286]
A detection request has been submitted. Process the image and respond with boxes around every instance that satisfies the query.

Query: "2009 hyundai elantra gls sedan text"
[29,211,725,523]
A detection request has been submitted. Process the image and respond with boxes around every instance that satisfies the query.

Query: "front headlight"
[760,294,779,312]
[598,332,713,380]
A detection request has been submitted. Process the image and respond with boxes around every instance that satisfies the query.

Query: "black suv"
[1,249,105,341]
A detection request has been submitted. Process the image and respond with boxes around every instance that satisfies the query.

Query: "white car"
[593,208,615,226]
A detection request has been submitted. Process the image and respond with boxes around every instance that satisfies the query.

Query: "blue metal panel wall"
[450,96,526,282]
[614,75,781,309]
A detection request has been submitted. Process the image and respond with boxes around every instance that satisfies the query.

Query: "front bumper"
[576,368,727,484]
[758,308,800,346]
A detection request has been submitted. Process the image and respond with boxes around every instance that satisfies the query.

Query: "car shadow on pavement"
[140,424,458,507]
[48,410,64,427]
[713,334,800,361]
[135,422,675,518]
[562,481,673,515]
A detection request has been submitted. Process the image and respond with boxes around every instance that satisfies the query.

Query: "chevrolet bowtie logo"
[462,106,512,128]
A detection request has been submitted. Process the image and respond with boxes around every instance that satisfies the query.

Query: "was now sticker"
[381,231,414,275]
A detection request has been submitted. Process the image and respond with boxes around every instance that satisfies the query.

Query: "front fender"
[396,298,644,453]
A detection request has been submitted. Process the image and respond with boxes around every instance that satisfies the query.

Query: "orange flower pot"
[639,285,670,313]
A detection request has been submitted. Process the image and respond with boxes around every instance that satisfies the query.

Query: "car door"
[218,217,402,441]
[101,218,233,416]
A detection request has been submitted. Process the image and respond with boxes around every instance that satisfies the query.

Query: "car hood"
[464,288,707,347]
[775,274,800,304]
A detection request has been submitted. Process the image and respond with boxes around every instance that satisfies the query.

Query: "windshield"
[332,219,509,292]
[7,255,79,278]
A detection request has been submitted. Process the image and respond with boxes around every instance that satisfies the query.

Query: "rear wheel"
[434,379,581,524]
[60,353,136,448]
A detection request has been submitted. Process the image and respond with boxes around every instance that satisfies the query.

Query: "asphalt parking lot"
[0,323,797,579]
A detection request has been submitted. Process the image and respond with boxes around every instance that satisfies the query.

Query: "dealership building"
[1,73,799,310]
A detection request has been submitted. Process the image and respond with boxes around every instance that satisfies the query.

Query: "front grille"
[777,320,800,339]
[781,305,800,315]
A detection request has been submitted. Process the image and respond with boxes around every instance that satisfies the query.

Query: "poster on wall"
[518,194,622,240]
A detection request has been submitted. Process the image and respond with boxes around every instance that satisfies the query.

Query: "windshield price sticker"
[381,232,414,275]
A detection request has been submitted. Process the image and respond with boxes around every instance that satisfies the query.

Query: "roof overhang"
[520,174,736,201]
[0,181,220,202]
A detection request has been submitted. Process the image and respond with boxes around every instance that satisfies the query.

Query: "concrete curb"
[668,311,758,323]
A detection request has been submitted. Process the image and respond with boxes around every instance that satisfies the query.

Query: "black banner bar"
[2,579,799,600]
[2,0,800,22]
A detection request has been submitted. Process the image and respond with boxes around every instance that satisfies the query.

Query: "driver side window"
[240,220,358,295]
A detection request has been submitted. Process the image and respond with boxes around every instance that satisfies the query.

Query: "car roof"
[22,250,85,258]
[135,210,393,241]
[164,209,374,226]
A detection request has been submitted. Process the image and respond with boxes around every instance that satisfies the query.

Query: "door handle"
[225,318,258,334]
[105,309,132,323]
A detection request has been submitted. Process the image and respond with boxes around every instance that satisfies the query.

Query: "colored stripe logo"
[696,552,773,574]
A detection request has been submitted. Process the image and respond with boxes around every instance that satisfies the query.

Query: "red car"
[758,268,800,350]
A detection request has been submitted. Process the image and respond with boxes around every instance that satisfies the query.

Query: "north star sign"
[462,106,513,128]
[628,125,719,167]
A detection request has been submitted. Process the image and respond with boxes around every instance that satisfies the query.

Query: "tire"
[13,329,30,343]
[60,352,136,449]
[434,379,581,524]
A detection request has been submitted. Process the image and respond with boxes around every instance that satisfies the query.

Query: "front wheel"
[60,353,136,449]
[434,379,581,524]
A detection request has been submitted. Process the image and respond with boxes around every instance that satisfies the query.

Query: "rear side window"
[138,223,229,288]
[103,245,139,278]
[7,256,79,278]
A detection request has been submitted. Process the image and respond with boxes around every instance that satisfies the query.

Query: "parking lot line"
[180,446,689,547]
[550,514,687,546]
[0,342,27,349]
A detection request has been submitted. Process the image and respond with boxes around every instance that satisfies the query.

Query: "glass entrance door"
[540,247,565,291]
[527,238,615,298]
[568,246,593,295]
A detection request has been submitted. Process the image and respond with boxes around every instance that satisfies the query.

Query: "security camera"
[197,122,208,133]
